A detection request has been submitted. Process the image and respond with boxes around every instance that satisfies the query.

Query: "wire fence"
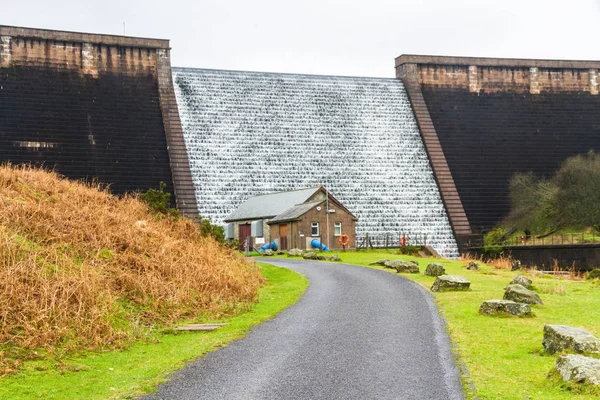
[467,232,600,248]
[356,233,429,249]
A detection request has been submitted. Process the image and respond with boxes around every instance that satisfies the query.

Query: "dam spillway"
[172,68,458,257]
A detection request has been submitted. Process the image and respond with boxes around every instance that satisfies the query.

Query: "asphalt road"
[146,259,464,400]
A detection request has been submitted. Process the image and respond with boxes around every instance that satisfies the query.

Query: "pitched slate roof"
[224,187,321,222]
[268,200,324,224]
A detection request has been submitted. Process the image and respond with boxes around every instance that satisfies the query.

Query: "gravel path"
[146,259,464,400]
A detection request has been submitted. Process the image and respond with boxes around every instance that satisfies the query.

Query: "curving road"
[146,259,464,400]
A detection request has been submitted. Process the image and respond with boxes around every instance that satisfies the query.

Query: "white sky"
[3,0,600,77]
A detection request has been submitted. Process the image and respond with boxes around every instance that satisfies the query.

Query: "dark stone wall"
[0,65,175,197]
[466,244,600,271]
[421,87,600,232]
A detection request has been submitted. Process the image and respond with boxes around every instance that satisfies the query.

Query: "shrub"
[141,183,225,243]
[196,216,225,243]
[503,150,600,233]
[140,182,179,217]
[397,245,420,256]
[587,268,600,280]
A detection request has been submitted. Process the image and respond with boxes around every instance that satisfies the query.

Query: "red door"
[279,224,289,250]
[239,224,251,251]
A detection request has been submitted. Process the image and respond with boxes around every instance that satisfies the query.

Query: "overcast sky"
[3,0,600,77]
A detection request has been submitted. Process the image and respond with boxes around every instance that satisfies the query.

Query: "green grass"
[327,249,600,400]
[0,262,308,400]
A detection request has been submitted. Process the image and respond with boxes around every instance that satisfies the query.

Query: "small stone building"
[224,187,357,251]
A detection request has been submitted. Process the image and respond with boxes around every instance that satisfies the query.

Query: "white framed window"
[311,222,319,236]
[334,222,342,236]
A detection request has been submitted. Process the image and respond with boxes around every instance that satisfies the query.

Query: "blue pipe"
[259,241,278,252]
[310,239,329,251]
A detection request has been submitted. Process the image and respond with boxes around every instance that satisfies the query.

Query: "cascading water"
[172,68,459,258]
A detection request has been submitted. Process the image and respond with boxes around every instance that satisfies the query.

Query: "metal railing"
[356,233,429,249]
[467,232,600,248]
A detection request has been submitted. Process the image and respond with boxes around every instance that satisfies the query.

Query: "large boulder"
[431,275,471,292]
[543,325,600,355]
[369,259,390,267]
[287,248,303,257]
[330,254,341,262]
[555,354,600,385]
[511,260,522,271]
[478,300,532,317]
[262,249,274,256]
[425,262,446,277]
[466,261,480,271]
[388,259,419,274]
[510,275,533,289]
[503,284,543,305]
[303,251,317,260]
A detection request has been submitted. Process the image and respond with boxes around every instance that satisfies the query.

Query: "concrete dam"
[172,68,459,257]
[4,26,600,256]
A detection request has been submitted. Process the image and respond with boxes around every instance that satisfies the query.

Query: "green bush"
[484,227,510,246]
[396,245,420,256]
[587,268,600,280]
[503,150,600,233]
[140,182,180,217]
[141,183,225,243]
[196,216,225,243]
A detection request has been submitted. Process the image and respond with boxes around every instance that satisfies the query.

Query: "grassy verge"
[0,262,307,400]
[309,249,600,400]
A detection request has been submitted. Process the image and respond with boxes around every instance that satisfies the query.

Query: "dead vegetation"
[460,253,585,280]
[0,165,262,370]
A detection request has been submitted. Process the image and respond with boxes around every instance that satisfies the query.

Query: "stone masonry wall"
[0,26,197,216]
[396,55,600,233]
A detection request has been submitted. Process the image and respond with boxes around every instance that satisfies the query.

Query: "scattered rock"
[478,300,532,317]
[431,275,471,292]
[555,354,600,385]
[287,249,303,257]
[369,259,390,267]
[511,260,522,271]
[421,245,441,258]
[466,261,480,271]
[330,254,341,262]
[510,275,533,290]
[262,249,274,256]
[388,259,419,273]
[543,325,600,355]
[302,251,327,260]
[504,284,543,305]
[424,262,446,277]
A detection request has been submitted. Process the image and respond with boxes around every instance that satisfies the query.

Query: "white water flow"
[172,68,459,258]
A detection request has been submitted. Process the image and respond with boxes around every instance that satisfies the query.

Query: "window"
[334,222,342,236]
[311,222,319,236]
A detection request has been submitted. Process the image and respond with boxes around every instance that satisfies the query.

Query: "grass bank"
[276,250,600,399]
[0,165,264,364]
[0,262,307,399]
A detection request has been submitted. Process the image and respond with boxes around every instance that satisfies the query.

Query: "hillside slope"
[0,165,262,367]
